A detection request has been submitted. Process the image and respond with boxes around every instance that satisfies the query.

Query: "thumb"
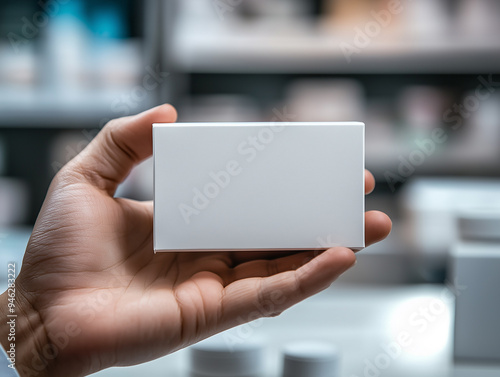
[68,104,177,194]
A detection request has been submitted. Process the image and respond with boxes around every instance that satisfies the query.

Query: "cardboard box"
[153,122,365,252]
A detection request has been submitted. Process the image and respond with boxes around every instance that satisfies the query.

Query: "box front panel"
[154,123,364,251]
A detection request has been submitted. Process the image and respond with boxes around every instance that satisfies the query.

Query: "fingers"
[221,247,356,324]
[365,170,375,194]
[226,250,318,284]
[227,210,391,283]
[365,210,392,247]
[70,104,177,194]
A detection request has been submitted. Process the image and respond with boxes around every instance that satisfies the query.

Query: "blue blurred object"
[57,0,86,21]
[89,0,128,39]
[54,0,129,39]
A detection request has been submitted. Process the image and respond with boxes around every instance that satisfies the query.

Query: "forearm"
[0,287,51,377]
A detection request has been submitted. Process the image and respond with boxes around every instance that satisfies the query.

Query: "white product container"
[451,208,500,362]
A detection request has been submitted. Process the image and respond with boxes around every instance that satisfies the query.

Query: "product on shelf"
[284,79,365,122]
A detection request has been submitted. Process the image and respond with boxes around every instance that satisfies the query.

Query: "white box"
[153,122,365,252]
[451,210,500,362]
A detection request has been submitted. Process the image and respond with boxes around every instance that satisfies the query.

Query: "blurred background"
[1,0,500,376]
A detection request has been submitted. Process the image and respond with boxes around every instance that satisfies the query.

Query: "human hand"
[0,105,391,376]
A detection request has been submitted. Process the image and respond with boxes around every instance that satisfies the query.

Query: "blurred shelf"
[366,136,500,176]
[171,20,500,74]
[0,87,156,128]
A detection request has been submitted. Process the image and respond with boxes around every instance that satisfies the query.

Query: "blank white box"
[153,122,365,252]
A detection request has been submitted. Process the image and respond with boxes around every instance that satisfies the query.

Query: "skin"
[0,105,391,376]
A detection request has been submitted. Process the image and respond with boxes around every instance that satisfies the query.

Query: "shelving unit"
[0,0,163,128]
[0,87,156,128]
[171,20,500,74]
[164,4,500,179]
[0,0,165,224]
[1,0,500,225]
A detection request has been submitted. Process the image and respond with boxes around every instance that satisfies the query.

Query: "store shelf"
[171,20,500,74]
[366,139,500,177]
[0,87,156,128]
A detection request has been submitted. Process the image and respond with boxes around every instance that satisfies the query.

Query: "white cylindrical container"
[282,341,339,377]
[190,332,265,377]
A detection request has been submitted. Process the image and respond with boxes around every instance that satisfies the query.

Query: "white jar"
[282,341,339,377]
[189,332,265,377]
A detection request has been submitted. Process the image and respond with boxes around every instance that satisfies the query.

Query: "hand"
[0,105,391,376]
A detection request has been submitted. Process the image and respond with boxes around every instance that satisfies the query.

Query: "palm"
[20,178,227,370]
[13,105,391,376]
[20,179,305,374]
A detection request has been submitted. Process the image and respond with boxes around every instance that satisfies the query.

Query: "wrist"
[0,282,51,377]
